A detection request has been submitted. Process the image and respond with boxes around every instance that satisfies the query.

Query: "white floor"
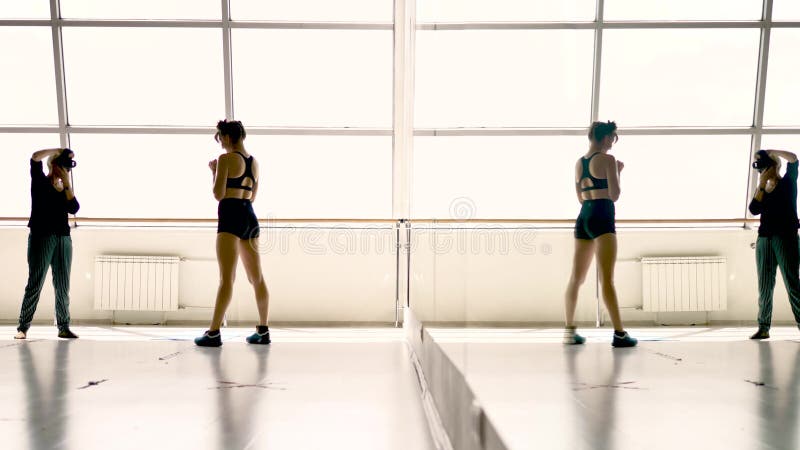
[0,326,435,450]
[427,326,800,450]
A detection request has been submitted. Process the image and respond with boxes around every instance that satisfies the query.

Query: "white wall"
[409,227,797,326]
[0,225,793,326]
[0,226,398,325]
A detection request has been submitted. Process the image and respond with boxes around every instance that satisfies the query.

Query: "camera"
[53,148,76,171]
[752,150,774,172]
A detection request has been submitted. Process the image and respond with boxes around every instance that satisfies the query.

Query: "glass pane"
[764,30,800,127]
[232,30,392,127]
[0,28,58,125]
[244,136,392,219]
[412,136,587,219]
[415,30,594,128]
[600,29,760,127]
[773,0,800,21]
[0,1,50,19]
[231,0,392,22]
[0,133,63,218]
[604,0,762,21]
[761,135,800,154]
[613,135,751,220]
[68,134,219,218]
[62,28,224,126]
[417,0,595,22]
[60,0,219,20]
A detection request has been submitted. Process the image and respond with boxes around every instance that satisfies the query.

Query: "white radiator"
[641,256,727,312]
[94,256,180,311]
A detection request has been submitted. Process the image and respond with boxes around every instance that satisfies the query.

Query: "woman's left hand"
[209,159,218,173]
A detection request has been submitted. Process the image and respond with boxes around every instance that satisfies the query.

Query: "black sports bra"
[225,152,255,192]
[579,152,609,192]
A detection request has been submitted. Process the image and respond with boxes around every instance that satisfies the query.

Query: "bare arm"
[605,155,621,202]
[573,160,583,204]
[250,158,260,203]
[212,155,228,201]
[766,149,797,163]
[31,148,63,162]
[63,173,76,201]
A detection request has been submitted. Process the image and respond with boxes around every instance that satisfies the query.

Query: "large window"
[244,136,392,219]
[763,30,800,127]
[62,28,224,126]
[761,135,800,153]
[413,136,586,219]
[65,134,391,219]
[0,2,50,19]
[232,30,392,127]
[60,0,220,20]
[612,135,752,220]
[599,29,760,127]
[231,0,392,22]
[416,0,595,22]
[415,30,594,128]
[68,134,219,218]
[2,1,800,223]
[773,0,800,21]
[603,0,762,21]
[0,28,58,125]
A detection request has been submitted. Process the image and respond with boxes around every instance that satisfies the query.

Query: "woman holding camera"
[748,149,800,339]
[194,120,271,347]
[14,148,80,339]
[562,121,637,348]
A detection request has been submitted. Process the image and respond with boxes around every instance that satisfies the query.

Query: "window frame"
[0,0,796,225]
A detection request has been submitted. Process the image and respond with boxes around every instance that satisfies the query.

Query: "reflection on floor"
[0,327,434,450]
[427,326,800,450]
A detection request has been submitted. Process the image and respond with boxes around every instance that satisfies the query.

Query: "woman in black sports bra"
[563,121,637,348]
[195,120,271,347]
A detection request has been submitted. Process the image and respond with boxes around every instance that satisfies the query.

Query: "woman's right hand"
[616,160,624,173]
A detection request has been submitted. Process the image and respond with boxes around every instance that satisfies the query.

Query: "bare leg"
[238,238,269,326]
[565,238,596,327]
[595,233,624,332]
[209,233,240,330]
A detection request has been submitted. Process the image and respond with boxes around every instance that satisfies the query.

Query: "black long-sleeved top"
[749,161,799,237]
[27,159,80,237]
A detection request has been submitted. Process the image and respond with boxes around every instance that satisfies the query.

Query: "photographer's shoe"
[750,327,770,340]
[195,330,222,347]
[612,331,638,348]
[563,326,586,345]
[246,326,271,345]
[14,331,26,340]
[57,328,79,339]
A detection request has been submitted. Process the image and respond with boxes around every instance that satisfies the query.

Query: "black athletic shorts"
[574,199,615,240]
[217,198,260,240]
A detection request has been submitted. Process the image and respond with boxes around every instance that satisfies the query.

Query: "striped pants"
[17,234,72,333]
[756,234,800,329]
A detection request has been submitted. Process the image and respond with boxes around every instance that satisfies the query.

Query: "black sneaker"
[612,331,638,348]
[750,328,770,340]
[246,327,271,345]
[194,330,222,347]
[58,328,79,339]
